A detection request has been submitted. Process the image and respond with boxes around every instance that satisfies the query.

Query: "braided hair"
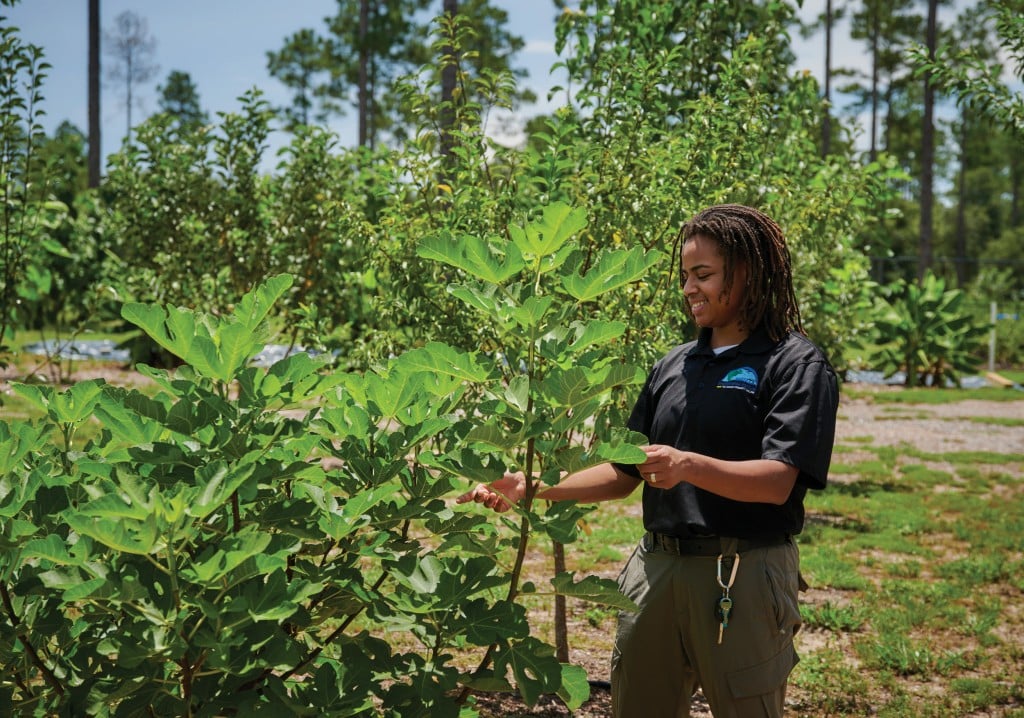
[680,204,803,341]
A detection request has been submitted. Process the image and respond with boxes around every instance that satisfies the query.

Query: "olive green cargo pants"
[610,535,802,718]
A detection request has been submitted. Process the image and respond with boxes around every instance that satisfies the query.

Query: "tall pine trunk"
[919,0,938,282]
[358,0,370,148]
[869,7,880,163]
[822,0,832,157]
[88,0,101,187]
[955,118,968,287]
[439,0,458,181]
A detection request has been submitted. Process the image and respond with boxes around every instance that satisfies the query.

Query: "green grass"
[779,413,1023,716]
[856,385,1024,403]
[966,415,1024,427]
[999,368,1024,384]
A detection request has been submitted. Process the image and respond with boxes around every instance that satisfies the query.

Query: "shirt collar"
[694,325,778,356]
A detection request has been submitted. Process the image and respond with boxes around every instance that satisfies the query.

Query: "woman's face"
[681,234,748,347]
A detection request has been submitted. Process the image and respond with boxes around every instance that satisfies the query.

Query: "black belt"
[646,531,789,556]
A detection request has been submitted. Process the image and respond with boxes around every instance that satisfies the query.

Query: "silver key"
[716,595,733,644]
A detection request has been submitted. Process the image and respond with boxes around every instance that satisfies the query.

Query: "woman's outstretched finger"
[455,484,488,504]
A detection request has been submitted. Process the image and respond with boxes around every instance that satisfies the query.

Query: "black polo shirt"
[615,327,839,538]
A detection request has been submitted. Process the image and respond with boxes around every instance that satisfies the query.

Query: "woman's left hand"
[638,444,688,489]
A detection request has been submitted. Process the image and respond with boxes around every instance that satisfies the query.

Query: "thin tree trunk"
[869,7,880,163]
[358,0,370,148]
[88,0,101,187]
[955,118,968,287]
[1010,150,1021,228]
[125,52,133,144]
[440,0,458,178]
[553,541,569,663]
[919,0,938,282]
[822,0,832,157]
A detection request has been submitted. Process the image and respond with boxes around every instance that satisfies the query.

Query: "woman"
[457,204,839,718]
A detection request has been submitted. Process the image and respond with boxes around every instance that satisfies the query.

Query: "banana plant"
[871,272,988,387]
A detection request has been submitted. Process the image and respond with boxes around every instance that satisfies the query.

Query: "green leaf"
[561,246,663,302]
[418,448,506,485]
[509,203,588,259]
[0,421,51,476]
[392,554,443,595]
[61,576,109,601]
[93,391,166,445]
[0,470,42,519]
[541,363,644,409]
[461,599,529,645]
[510,295,555,331]
[64,513,160,555]
[447,283,506,318]
[190,462,257,520]
[78,492,152,522]
[245,570,321,622]
[464,423,524,451]
[494,636,562,707]
[208,320,262,381]
[12,379,106,424]
[182,527,273,584]
[567,320,627,353]
[122,275,292,382]
[21,534,73,565]
[398,341,493,384]
[317,480,401,540]
[234,273,293,330]
[265,351,340,404]
[556,663,591,711]
[504,375,530,413]
[417,231,525,283]
[121,302,212,372]
[550,572,638,610]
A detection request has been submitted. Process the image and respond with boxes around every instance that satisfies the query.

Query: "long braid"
[680,204,803,341]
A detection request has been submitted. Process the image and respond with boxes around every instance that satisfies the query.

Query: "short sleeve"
[760,358,839,490]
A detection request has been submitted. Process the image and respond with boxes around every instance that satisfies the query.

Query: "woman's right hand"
[454,471,527,512]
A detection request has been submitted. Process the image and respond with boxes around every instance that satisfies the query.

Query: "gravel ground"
[837,392,1024,454]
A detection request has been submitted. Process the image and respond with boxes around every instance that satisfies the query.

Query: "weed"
[800,546,870,591]
[898,463,953,486]
[859,634,971,676]
[800,601,866,632]
[950,677,1022,712]
[790,646,869,715]
[968,415,1024,427]
[937,553,1009,585]
[883,559,922,578]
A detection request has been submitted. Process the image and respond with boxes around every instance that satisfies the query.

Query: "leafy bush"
[0,20,69,357]
[1,204,652,715]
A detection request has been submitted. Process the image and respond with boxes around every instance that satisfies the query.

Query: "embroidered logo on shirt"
[718,366,758,393]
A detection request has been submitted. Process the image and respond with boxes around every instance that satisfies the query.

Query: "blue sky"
[3,1,897,168]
